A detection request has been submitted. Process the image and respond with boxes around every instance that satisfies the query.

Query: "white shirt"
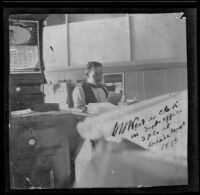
[72,84,107,108]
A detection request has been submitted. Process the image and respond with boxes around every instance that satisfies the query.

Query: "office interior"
[8,13,188,189]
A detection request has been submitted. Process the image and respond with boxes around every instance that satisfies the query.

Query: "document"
[77,90,188,158]
[87,102,117,114]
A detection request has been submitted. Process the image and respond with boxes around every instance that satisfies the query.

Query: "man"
[72,61,108,109]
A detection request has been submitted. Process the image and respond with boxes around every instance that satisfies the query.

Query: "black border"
[3,2,199,194]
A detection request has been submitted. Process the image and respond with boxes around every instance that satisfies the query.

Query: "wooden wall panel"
[44,65,187,105]
[125,71,137,99]
[143,69,165,100]
[44,70,85,84]
[164,68,178,94]
[135,71,145,102]
[177,68,188,91]
[163,68,187,94]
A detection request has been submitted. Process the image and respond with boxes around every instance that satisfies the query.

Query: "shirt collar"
[86,81,102,88]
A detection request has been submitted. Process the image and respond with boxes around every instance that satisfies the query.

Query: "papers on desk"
[87,102,117,115]
[11,109,33,116]
[126,98,137,105]
[58,103,69,110]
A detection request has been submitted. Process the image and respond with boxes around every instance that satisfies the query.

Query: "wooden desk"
[9,110,90,189]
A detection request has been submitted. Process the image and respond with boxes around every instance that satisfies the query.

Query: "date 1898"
[161,137,178,150]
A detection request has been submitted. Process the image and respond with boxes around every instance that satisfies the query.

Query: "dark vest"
[82,82,108,105]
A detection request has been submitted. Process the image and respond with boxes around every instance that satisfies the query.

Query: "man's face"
[88,66,103,85]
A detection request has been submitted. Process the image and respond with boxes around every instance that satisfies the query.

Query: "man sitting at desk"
[72,61,108,109]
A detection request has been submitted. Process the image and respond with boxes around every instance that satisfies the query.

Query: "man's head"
[86,61,103,85]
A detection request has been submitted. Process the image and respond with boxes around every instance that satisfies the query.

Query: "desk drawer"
[11,169,54,189]
[10,156,55,189]
[10,94,44,111]
[10,156,53,174]
[10,148,71,188]
[10,85,42,95]
[10,94,44,103]
[10,127,63,160]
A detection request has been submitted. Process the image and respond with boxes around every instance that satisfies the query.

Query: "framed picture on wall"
[9,19,41,73]
[103,72,125,95]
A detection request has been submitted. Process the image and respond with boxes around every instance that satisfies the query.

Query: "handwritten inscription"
[110,92,187,156]
[112,117,145,136]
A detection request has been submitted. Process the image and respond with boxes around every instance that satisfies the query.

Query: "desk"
[9,110,91,189]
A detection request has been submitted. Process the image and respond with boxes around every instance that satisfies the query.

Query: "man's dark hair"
[86,61,103,71]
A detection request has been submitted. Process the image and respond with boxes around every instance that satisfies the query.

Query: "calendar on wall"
[9,19,41,73]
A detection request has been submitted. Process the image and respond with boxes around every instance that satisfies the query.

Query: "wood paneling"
[164,68,179,93]
[44,63,187,104]
[144,69,165,100]
[163,68,187,94]
[44,71,85,84]
[136,71,145,101]
[125,71,137,99]
[177,68,188,91]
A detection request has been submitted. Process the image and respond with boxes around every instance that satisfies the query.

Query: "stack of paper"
[87,103,117,114]
[11,109,33,116]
